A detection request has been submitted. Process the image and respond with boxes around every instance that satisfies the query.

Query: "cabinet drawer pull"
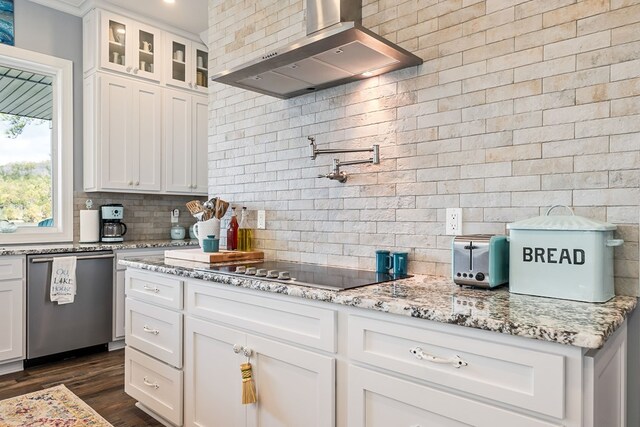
[143,325,160,335]
[143,376,160,389]
[409,347,468,368]
[143,285,160,293]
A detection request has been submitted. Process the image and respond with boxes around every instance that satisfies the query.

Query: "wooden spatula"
[186,200,204,220]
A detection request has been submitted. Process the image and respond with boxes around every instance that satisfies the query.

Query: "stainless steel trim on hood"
[211,1,423,99]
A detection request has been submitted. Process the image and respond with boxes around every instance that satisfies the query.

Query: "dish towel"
[50,256,77,305]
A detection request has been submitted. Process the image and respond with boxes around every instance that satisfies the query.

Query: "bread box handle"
[546,204,574,216]
[607,239,624,247]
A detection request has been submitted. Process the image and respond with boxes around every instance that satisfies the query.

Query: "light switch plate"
[257,210,266,229]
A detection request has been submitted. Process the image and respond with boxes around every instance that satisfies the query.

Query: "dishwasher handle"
[31,254,115,263]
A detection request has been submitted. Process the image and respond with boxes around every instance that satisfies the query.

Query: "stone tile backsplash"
[73,192,199,242]
[208,0,640,295]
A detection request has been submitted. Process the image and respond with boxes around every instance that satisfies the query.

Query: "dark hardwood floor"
[0,349,162,426]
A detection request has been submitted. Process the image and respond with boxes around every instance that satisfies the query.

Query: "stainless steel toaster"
[452,234,509,288]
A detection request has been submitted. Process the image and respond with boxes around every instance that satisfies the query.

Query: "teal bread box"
[507,206,623,302]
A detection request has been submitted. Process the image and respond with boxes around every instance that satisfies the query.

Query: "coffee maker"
[100,204,127,242]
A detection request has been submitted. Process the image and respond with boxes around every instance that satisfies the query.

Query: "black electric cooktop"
[195,261,412,291]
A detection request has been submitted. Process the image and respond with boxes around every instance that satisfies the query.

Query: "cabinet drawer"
[126,269,183,309]
[0,257,23,280]
[349,315,565,419]
[187,280,336,352]
[125,346,183,426]
[348,365,561,427]
[126,298,182,368]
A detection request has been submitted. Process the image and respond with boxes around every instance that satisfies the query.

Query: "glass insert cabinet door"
[171,40,187,85]
[137,29,155,75]
[107,18,127,69]
[166,34,208,92]
[195,48,208,89]
[100,11,161,82]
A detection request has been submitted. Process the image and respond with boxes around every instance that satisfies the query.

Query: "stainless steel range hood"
[210,0,423,99]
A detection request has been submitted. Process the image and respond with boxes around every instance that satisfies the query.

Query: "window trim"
[0,44,73,244]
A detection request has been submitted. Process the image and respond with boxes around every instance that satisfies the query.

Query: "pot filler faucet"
[308,136,380,183]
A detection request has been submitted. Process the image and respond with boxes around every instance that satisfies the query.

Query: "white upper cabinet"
[85,10,162,82]
[84,73,162,193]
[82,8,209,195]
[164,89,208,195]
[165,33,208,93]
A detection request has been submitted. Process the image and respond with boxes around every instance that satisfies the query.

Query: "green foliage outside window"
[0,161,52,224]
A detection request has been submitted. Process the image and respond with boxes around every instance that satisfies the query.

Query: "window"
[0,44,73,244]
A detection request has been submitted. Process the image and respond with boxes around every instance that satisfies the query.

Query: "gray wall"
[13,0,83,190]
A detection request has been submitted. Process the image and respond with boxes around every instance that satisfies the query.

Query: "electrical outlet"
[171,209,180,224]
[257,210,266,229]
[445,208,462,235]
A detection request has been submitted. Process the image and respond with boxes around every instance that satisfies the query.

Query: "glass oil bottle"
[238,207,253,251]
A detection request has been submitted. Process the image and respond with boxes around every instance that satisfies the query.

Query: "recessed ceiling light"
[362,71,373,77]
[164,0,175,3]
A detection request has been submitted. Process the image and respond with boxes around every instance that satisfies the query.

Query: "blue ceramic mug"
[375,250,393,273]
[392,252,408,276]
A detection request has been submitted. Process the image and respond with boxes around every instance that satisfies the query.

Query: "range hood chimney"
[210,0,423,99]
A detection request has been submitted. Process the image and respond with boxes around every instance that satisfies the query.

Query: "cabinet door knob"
[233,344,253,358]
[126,66,132,72]
[128,181,133,186]
[133,67,139,74]
[135,181,140,186]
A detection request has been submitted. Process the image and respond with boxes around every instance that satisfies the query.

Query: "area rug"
[0,384,113,426]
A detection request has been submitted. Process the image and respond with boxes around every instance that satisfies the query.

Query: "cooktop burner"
[197,261,411,291]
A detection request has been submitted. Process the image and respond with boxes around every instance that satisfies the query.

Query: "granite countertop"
[120,256,637,349]
[0,239,198,256]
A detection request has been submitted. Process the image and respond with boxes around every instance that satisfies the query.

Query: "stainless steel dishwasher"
[26,251,114,360]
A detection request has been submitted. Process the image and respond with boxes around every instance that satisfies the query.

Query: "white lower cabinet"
[0,256,25,372]
[0,280,23,362]
[347,314,628,427]
[123,270,629,427]
[125,346,183,425]
[184,283,335,427]
[348,365,560,427]
[124,269,185,426]
[115,247,192,340]
[125,298,182,368]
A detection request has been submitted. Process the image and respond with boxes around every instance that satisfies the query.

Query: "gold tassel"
[240,362,257,404]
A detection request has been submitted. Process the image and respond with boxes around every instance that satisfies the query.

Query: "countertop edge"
[0,239,199,256]
[120,258,638,349]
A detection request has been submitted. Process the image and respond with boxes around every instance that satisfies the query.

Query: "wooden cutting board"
[164,248,264,264]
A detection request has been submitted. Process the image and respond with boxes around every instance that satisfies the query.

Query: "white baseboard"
[108,340,125,351]
[135,402,176,427]
[0,360,24,376]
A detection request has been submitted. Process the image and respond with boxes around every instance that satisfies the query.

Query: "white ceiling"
[101,0,208,34]
[29,0,209,35]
